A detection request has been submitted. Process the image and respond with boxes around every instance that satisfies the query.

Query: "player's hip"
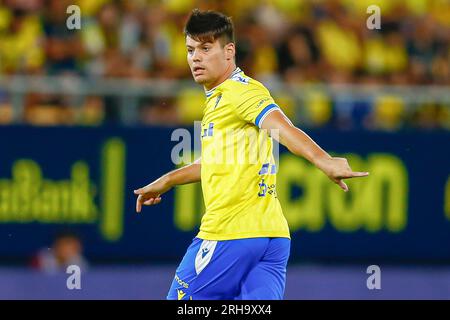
[167,237,290,300]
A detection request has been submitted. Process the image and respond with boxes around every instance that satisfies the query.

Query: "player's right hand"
[317,157,369,192]
[133,177,171,213]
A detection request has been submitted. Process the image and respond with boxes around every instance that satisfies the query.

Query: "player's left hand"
[317,157,369,192]
[133,176,171,213]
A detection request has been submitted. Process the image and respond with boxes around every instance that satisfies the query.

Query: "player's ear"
[225,43,235,61]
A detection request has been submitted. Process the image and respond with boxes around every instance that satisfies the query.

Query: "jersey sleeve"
[233,83,281,128]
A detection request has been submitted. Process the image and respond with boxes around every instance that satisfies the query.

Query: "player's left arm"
[261,110,369,192]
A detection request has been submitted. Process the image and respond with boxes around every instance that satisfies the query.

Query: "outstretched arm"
[134,157,201,212]
[261,111,369,191]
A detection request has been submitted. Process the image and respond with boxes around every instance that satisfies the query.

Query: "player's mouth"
[193,66,206,75]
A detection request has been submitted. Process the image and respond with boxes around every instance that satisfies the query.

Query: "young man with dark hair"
[134,9,369,300]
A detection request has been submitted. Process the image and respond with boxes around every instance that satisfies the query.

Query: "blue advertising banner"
[0,126,449,262]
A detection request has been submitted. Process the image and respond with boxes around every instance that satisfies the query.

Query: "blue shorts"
[167,237,290,300]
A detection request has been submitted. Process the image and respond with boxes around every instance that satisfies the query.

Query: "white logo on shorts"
[195,240,217,275]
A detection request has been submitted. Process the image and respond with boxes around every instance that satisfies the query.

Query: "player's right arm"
[261,111,369,191]
[133,157,201,212]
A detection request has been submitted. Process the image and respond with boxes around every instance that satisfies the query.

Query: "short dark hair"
[184,9,235,46]
[53,230,81,243]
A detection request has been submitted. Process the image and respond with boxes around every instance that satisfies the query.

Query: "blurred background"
[0,0,449,299]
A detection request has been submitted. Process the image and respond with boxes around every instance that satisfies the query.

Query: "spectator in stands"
[0,0,447,128]
[31,231,88,273]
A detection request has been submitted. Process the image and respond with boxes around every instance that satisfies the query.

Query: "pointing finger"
[136,196,142,213]
[351,171,369,177]
[338,180,349,192]
[341,171,370,179]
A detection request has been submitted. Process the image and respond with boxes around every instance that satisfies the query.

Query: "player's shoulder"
[223,68,270,96]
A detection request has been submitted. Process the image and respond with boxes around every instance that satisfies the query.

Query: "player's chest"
[201,96,240,139]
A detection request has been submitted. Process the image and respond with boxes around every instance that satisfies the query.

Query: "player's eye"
[187,48,193,54]
[203,47,210,52]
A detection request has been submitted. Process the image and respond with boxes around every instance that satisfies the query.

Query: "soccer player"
[134,9,369,300]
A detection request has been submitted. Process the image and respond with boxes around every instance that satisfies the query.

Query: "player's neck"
[204,63,237,91]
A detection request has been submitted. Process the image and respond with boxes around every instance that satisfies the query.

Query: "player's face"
[186,36,233,89]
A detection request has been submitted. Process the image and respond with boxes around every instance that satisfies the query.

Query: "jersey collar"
[205,67,242,98]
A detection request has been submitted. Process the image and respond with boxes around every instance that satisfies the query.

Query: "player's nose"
[192,50,201,62]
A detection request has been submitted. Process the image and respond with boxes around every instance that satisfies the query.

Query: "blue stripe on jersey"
[255,103,279,128]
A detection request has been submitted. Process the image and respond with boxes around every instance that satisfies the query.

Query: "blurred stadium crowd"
[0,0,448,129]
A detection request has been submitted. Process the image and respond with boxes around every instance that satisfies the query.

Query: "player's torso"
[198,80,289,240]
[200,86,273,199]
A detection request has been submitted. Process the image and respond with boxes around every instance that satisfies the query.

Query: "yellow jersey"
[197,67,290,241]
